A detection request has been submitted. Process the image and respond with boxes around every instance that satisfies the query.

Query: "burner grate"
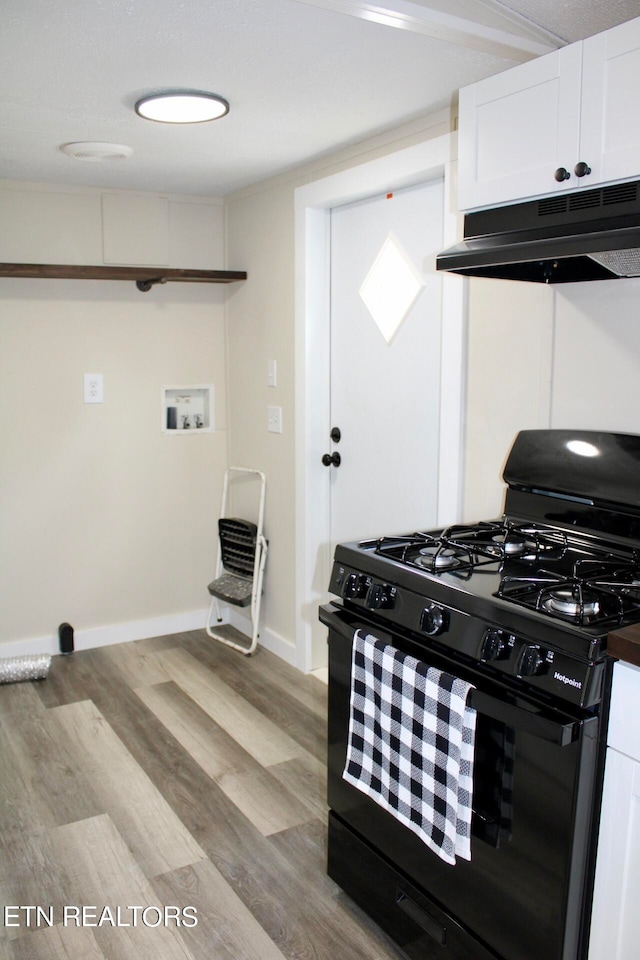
[498,556,640,626]
[375,531,486,577]
[443,521,568,563]
[372,520,640,627]
[374,521,569,576]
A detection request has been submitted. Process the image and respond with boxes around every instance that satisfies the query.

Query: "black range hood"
[436,180,640,283]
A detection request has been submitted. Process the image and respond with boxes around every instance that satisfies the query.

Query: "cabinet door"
[581,17,640,187]
[588,749,640,960]
[458,43,582,211]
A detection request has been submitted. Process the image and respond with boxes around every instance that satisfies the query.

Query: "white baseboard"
[0,607,224,661]
[226,607,297,668]
[0,606,299,671]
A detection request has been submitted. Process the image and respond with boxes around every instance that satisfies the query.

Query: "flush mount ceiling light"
[134,91,229,124]
[61,141,133,162]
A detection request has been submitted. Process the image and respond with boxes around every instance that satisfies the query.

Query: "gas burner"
[443,521,568,564]
[374,531,494,577]
[478,531,535,560]
[497,562,640,626]
[415,546,470,571]
[540,587,600,620]
[500,535,530,557]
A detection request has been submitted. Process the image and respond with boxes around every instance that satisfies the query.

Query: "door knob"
[554,166,571,182]
[322,452,341,467]
[574,161,592,178]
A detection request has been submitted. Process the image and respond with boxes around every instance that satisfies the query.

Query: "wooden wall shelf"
[0,263,247,291]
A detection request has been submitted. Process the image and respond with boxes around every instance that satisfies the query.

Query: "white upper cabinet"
[581,18,640,188]
[458,17,640,211]
[458,44,581,210]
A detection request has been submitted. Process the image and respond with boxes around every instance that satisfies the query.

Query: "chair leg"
[248,539,268,654]
[205,595,258,656]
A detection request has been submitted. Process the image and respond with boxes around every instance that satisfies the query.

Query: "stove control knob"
[420,603,448,636]
[481,628,507,662]
[365,582,396,610]
[343,573,370,599]
[518,644,546,678]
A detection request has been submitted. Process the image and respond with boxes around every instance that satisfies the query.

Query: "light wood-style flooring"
[0,628,406,960]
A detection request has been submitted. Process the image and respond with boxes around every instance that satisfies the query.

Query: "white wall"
[0,182,229,653]
[463,278,554,520]
[551,278,640,430]
[463,274,640,523]
[224,186,296,660]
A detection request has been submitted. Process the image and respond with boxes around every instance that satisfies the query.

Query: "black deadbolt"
[330,426,341,443]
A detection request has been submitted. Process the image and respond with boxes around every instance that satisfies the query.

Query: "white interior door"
[328,179,444,548]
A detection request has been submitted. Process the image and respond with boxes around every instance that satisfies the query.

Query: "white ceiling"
[2,0,639,197]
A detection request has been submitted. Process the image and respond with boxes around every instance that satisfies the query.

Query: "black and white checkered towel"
[343,630,477,865]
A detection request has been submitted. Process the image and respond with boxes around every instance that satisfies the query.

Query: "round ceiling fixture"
[134,91,230,124]
[61,142,133,162]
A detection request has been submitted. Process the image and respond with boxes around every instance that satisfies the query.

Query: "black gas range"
[328,517,634,710]
[322,430,640,960]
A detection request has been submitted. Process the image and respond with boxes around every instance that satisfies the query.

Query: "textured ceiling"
[1,0,638,197]
[490,0,640,43]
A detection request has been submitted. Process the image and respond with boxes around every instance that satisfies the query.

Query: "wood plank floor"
[0,628,407,960]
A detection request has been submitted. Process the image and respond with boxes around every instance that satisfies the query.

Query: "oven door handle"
[321,604,579,747]
[466,690,577,746]
[320,604,395,645]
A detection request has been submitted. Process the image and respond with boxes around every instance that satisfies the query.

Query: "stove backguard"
[503,431,640,518]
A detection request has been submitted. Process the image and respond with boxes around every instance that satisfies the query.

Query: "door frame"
[294,133,466,672]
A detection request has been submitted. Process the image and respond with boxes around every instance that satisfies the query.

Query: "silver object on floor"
[0,653,51,684]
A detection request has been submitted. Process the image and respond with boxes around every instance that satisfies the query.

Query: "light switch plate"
[267,359,277,388]
[267,405,282,434]
[84,373,104,403]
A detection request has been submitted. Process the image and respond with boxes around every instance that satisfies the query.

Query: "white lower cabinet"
[589,663,640,960]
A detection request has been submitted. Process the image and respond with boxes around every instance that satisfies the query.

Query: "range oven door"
[322,603,601,960]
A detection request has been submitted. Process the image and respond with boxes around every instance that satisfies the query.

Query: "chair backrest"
[219,518,258,578]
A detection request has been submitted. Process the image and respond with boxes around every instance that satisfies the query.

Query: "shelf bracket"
[136,277,169,293]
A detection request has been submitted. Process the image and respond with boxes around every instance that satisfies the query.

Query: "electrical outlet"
[84,373,104,403]
[267,405,283,434]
